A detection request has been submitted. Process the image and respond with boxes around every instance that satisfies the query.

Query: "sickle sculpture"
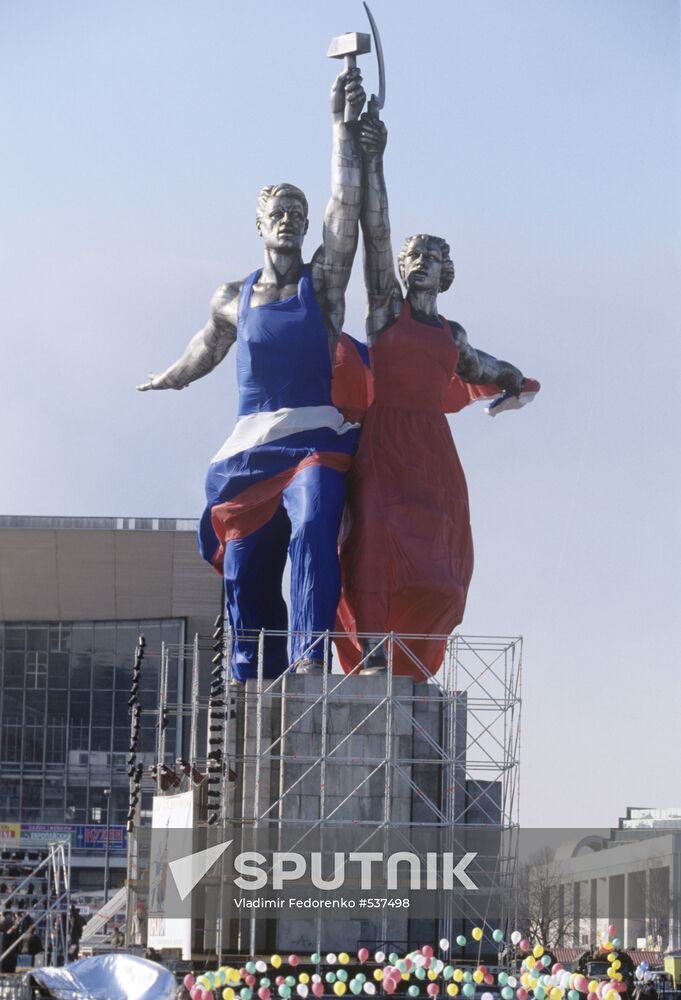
[363,1,386,117]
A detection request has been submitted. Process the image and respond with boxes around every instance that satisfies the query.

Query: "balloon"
[463,986,475,998]
[299,977,309,986]
[227,992,239,1000]
[511,932,522,946]
[473,972,484,985]
[338,971,349,983]
[499,974,509,986]
[456,936,467,947]
[472,928,483,942]
[502,990,514,1000]
[358,949,369,963]
[185,976,197,990]
[375,952,386,964]
[440,939,450,951]
[485,975,495,986]
[327,955,338,965]
[447,988,459,998]
[533,945,545,959]
[296,988,308,999]
[520,940,530,952]
[612,938,621,949]
[608,924,617,938]
[364,985,376,997]
[492,929,504,943]
[350,983,362,996]
[339,954,350,966]
[454,970,464,983]
[259,990,271,1000]
[409,988,420,998]
[463,973,473,984]
[517,991,528,1000]
[312,985,324,998]
[334,984,347,996]
[278,988,291,999]
[326,973,337,984]
[427,987,439,997]
[374,971,384,983]
[310,956,321,966]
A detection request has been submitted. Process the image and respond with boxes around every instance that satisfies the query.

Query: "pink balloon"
[289,956,300,967]
[246,976,256,987]
[520,940,530,952]
[184,975,197,989]
[608,924,618,938]
[517,990,528,1000]
[427,986,439,997]
[422,946,434,958]
[358,948,369,963]
[313,983,324,997]
[190,990,203,1000]
[259,989,271,1000]
[552,966,564,976]
[384,981,396,995]
[276,977,285,986]
[204,993,215,1000]
[485,975,495,986]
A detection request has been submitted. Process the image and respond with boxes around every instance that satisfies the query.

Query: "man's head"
[256,184,309,252]
[398,234,455,293]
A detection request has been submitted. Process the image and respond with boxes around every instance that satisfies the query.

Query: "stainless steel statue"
[138,67,367,683]
[335,105,540,680]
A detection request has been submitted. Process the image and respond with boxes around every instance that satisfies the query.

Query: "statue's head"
[256,184,309,252]
[397,234,455,294]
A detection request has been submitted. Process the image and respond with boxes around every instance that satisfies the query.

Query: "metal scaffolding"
[130,627,522,960]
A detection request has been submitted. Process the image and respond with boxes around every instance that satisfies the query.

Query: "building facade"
[0,515,220,891]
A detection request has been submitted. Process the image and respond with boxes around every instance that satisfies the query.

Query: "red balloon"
[259,990,271,1000]
[485,975,495,986]
[384,981,396,995]
[276,977,285,986]
[246,976,256,987]
[517,990,528,1000]
[313,984,324,997]
[358,949,369,963]
[427,986,439,997]
[289,956,300,967]
[422,946,434,958]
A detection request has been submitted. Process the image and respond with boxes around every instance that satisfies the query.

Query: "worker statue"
[138,68,366,683]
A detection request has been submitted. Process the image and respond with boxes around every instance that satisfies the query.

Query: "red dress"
[336,302,479,682]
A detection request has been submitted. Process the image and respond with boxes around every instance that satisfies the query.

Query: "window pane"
[49,651,69,688]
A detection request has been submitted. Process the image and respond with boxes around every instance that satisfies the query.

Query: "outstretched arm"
[311,69,366,348]
[357,113,402,343]
[450,320,524,395]
[137,283,239,391]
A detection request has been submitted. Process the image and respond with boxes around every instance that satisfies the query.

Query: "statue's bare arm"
[357,114,402,344]
[310,69,366,352]
[450,320,524,395]
[137,283,240,391]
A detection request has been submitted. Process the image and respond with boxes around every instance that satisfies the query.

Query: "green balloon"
[456,936,466,947]
[246,963,257,975]
[241,991,253,1000]
[502,989,514,1000]
[326,973,337,984]
[278,987,291,999]
[260,980,271,988]
[350,982,362,995]
[337,971,348,983]
[492,930,504,943]
[311,954,321,965]
[286,978,296,987]
[535,989,546,1000]
[463,973,473,984]
[443,967,454,980]
[416,968,427,981]
[498,974,508,986]
[356,975,366,984]
[463,985,476,998]
[409,988,420,997]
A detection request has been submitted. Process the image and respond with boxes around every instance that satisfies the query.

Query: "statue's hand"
[136,372,182,391]
[495,363,523,397]
[358,112,387,158]
[331,67,365,122]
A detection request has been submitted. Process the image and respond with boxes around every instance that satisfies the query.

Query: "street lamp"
[102,788,111,904]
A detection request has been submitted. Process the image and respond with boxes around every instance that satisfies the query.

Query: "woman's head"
[397,234,455,293]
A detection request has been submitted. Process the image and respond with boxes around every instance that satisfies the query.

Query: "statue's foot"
[229,677,245,688]
[359,660,388,676]
[359,638,388,675]
[294,657,325,674]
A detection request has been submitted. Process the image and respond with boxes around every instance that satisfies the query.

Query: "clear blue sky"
[2,0,679,827]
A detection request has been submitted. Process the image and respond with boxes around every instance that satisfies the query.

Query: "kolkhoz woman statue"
[336,112,540,681]
[138,69,367,683]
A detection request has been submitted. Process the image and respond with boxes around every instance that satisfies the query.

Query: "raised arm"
[450,320,524,396]
[137,283,239,391]
[310,69,366,346]
[357,113,402,343]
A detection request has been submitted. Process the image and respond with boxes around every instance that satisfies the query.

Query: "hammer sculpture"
[327,4,385,123]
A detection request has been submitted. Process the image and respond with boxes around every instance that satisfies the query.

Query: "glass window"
[25,650,48,689]
[93,650,114,690]
[5,626,25,650]
[24,725,44,764]
[1,722,23,762]
[3,650,25,687]
[69,690,90,725]
[49,651,69,688]
[90,727,112,751]
[71,652,92,690]
[49,623,70,652]
[26,626,48,652]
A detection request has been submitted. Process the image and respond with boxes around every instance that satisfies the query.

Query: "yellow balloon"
[533,945,545,959]
[612,961,621,971]
[526,957,536,970]
[272,956,282,969]
[454,970,464,983]
[374,970,384,982]
[223,991,234,1000]
[447,986,459,997]
[551,989,562,1000]
[334,983,347,996]
[339,954,350,966]
[589,983,599,994]
[521,975,531,989]
[299,975,310,985]
[603,942,613,952]
[473,972,484,984]
[472,928,483,941]
[228,970,242,985]
[427,971,437,982]
[606,992,618,1000]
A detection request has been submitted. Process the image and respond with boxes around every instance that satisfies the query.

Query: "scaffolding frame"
[138,625,521,961]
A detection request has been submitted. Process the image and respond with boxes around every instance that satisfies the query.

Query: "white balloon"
[364,984,376,996]
[297,987,309,998]
[440,939,450,951]
[256,962,268,973]
[327,954,337,965]
[508,978,517,988]
[374,952,385,964]
[511,931,522,945]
